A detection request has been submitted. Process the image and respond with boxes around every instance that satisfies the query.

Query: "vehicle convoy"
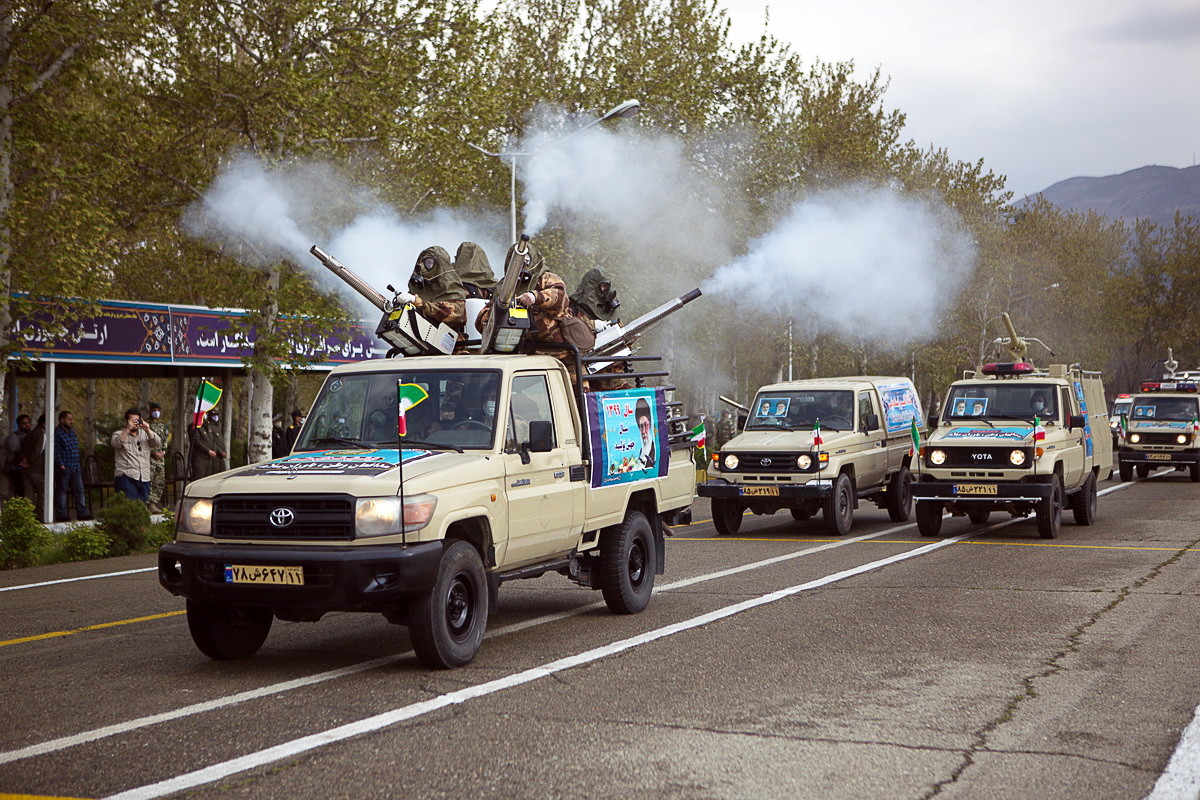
[1114,377,1200,483]
[698,376,925,536]
[910,315,1112,539]
[160,239,699,669]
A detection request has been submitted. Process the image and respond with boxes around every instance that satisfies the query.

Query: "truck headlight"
[1177,434,1188,445]
[1129,433,1141,443]
[929,449,946,465]
[179,498,213,535]
[796,454,812,469]
[355,494,438,537]
[723,454,739,470]
[1009,449,1026,466]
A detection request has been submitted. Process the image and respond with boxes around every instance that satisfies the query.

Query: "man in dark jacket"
[189,410,227,480]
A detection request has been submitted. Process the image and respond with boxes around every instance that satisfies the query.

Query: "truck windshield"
[295,369,502,451]
[1130,396,1200,421]
[745,390,854,431]
[944,384,1059,422]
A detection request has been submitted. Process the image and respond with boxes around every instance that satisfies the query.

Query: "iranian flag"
[396,383,429,437]
[689,423,706,448]
[193,380,222,426]
[1033,416,1046,442]
[909,417,920,456]
[1118,414,1129,440]
[1192,416,1199,433]
[812,419,823,448]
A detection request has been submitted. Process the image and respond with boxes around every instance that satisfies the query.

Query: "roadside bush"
[60,525,112,562]
[145,512,175,549]
[0,497,53,569]
[96,493,151,556]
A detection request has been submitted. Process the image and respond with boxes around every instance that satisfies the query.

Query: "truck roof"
[326,353,569,376]
[757,376,913,393]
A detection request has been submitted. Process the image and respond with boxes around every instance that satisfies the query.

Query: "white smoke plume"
[702,184,976,345]
[182,152,504,318]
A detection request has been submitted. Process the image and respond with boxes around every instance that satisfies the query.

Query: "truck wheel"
[712,498,743,536]
[915,501,943,538]
[1070,473,1098,526]
[885,467,913,522]
[1191,462,1200,483]
[967,509,991,525]
[822,473,854,536]
[790,507,812,521]
[186,600,272,660]
[1118,461,1133,482]
[598,509,656,614]
[1036,475,1063,539]
[1136,464,1150,479]
[407,540,488,669]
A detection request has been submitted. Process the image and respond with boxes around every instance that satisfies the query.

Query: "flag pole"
[397,380,406,543]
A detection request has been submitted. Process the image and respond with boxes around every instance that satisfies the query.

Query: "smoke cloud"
[702,185,976,345]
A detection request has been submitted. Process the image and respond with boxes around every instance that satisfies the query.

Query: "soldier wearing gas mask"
[569,266,621,325]
[396,245,467,333]
[452,241,496,300]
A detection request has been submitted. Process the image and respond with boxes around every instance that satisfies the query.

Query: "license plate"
[739,486,780,496]
[224,564,304,585]
[954,484,997,495]
[1147,454,1171,461]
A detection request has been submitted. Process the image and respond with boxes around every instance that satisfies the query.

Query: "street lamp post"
[466,99,641,243]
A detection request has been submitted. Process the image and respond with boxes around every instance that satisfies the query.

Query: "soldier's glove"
[394,291,417,307]
[516,291,536,308]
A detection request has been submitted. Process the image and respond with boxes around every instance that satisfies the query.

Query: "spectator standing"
[54,411,92,521]
[112,407,161,504]
[146,401,171,513]
[271,413,285,459]
[283,409,305,453]
[715,410,736,451]
[189,410,227,480]
[21,414,47,512]
[5,414,32,499]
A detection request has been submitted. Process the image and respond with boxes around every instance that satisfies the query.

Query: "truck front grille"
[722,453,802,472]
[1131,432,1190,446]
[928,447,1033,469]
[213,495,355,540]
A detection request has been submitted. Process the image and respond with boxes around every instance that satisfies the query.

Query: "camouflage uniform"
[147,411,171,508]
[715,411,737,451]
[408,246,467,332]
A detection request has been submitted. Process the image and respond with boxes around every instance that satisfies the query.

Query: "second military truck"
[1115,378,1200,482]
[699,376,925,536]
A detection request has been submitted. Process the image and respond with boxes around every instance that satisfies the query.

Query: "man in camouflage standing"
[146,401,171,513]
[715,409,737,451]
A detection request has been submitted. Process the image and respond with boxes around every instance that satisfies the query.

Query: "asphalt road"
[2,468,1199,800]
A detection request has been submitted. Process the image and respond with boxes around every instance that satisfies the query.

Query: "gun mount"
[989,312,1054,366]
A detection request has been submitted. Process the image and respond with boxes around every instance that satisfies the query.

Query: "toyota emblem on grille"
[269,507,296,528]
[760,458,771,466]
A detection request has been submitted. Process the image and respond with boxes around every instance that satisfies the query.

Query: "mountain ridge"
[1021,164,1200,228]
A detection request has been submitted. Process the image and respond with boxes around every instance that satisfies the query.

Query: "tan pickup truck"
[160,354,694,669]
[1115,378,1200,482]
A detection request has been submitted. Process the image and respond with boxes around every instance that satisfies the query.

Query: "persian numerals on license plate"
[225,564,305,585]
[954,484,998,495]
[1147,454,1171,460]
[739,486,780,496]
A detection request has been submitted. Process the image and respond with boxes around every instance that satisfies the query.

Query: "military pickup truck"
[159,354,694,669]
[911,361,1112,539]
[698,376,925,536]
[1115,379,1200,482]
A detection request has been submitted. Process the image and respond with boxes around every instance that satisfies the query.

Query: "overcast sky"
[719,0,1199,199]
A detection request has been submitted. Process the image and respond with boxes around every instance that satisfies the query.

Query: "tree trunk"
[247,264,281,464]
[0,7,14,429]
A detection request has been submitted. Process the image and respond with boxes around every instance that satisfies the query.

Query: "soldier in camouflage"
[453,241,496,300]
[715,409,737,451]
[569,265,621,324]
[406,246,467,333]
[147,402,171,513]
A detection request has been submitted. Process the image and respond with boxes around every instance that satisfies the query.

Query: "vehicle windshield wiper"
[393,438,464,453]
[990,413,1050,423]
[312,436,376,449]
[948,417,995,428]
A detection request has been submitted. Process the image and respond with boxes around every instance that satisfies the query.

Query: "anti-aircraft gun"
[309,245,459,357]
[987,312,1055,368]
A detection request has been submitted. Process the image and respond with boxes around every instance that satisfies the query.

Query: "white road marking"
[0,566,156,592]
[1145,703,1200,799]
[101,532,973,800]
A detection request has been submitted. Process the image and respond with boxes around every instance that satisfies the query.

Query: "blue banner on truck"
[585,388,669,489]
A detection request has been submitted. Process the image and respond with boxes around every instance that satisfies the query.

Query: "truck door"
[1060,385,1084,485]
[858,390,886,486]
[501,373,577,566]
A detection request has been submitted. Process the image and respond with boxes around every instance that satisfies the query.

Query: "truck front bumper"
[1118,450,1199,468]
[158,541,444,611]
[697,479,831,500]
[910,481,1052,504]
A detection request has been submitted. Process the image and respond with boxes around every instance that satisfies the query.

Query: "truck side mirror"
[864,413,880,432]
[1068,414,1086,430]
[527,420,555,453]
[926,413,939,430]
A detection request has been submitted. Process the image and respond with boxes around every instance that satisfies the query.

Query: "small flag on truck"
[689,423,706,448]
[1033,416,1046,441]
[909,417,920,456]
[397,383,429,437]
[812,419,823,448]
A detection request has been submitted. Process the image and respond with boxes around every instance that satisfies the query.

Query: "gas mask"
[598,283,620,314]
[412,255,437,288]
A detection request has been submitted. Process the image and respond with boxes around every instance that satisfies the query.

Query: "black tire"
[598,509,656,614]
[1036,475,1063,539]
[407,540,488,669]
[885,466,913,522]
[822,473,854,536]
[967,509,991,525]
[790,507,813,521]
[186,600,272,660]
[1191,462,1200,483]
[712,498,743,536]
[1136,464,1150,479]
[1071,472,1098,526]
[915,501,943,538]
[1118,461,1133,482]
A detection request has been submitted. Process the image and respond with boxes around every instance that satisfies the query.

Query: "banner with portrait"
[584,387,669,489]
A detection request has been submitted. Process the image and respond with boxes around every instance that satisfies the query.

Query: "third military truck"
[699,376,925,536]
[1115,377,1200,482]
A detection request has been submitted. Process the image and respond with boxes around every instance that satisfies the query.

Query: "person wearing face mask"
[283,408,305,454]
[569,265,621,326]
[1029,391,1052,419]
[146,402,171,513]
[393,246,467,334]
[189,409,227,480]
